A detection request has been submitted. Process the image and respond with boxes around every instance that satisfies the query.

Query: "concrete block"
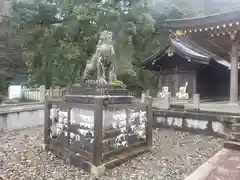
[162,93,170,109]
[193,94,200,110]
[140,92,145,103]
[90,164,106,177]
[39,85,46,102]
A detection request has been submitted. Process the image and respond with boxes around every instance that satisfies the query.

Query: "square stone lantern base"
[68,80,129,96]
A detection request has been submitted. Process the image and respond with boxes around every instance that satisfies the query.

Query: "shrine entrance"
[163,11,240,104]
[160,71,195,98]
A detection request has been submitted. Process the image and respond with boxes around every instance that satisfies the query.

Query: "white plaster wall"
[0,109,44,131]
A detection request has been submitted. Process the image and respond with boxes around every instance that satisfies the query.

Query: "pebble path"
[0,126,223,180]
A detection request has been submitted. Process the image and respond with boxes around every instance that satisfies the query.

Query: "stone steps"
[229,132,240,141]
[232,123,240,132]
[224,123,240,150]
[224,140,240,150]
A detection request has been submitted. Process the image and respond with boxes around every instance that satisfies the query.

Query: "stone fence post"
[39,85,46,103]
[141,92,146,103]
[20,86,27,100]
[141,90,150,103]
[193,94,200,110]
[162,93,170,109]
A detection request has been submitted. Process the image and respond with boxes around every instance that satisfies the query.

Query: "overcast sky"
[149,0,240,17]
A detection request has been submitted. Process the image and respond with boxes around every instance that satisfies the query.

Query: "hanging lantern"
[229,32,236,40]
[187,57,191,62]
[175,30,185,36]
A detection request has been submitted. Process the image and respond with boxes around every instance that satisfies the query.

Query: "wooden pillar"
[193,71,197,95]
[67,108,71,145]
[146,96,153,146]
[43,95,51,150]
[174,66,179,97]
[93,97,103,166]
[193,94,200,110]
[158,67,162,89]
[230,42,238,104]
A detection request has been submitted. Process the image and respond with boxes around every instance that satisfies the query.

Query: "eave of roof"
[170,37,210,64]
[142,36,230,70]
[144,45,170,64]
[162,10,240,29]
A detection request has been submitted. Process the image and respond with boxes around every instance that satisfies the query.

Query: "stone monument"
[68,30,128,96]
[82,30,117,83]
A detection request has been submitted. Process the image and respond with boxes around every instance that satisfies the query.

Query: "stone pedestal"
[68,80,129,96]
[44,80,153,176]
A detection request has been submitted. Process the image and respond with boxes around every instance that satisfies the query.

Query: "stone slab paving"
[185,148,240,180]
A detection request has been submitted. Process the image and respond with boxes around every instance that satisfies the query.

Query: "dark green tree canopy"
[8,0,240,93]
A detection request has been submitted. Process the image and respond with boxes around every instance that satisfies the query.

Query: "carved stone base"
[68,80,129,96]
[64,94,133,105]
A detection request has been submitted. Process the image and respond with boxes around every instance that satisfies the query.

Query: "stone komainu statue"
[82,30,117,83]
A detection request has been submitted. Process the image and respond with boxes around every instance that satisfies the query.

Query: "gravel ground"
[0,126,223,180]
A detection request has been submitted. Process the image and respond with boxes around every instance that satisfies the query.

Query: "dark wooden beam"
[93,98,103,166]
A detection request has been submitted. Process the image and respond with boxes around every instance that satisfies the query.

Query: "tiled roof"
[142,37,230,71]
[162,10,240,29]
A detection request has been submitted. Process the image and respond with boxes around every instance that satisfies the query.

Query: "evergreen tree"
[11,0,157,92]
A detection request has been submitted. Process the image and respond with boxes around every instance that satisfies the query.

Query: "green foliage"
[12,0,100,87]
[0,16,24,93]
[12,0,240,94]
[0,76,12,94]
[11,0,158,93]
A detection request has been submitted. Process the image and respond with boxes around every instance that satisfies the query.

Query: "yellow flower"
[110,80,126,88]
[111,80,122,84]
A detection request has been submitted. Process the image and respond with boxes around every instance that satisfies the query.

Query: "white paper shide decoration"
[129,110,147,140]
[110,109,147,149]
[49,108,94,146]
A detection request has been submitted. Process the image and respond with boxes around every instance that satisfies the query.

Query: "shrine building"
[142,10,240,104]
